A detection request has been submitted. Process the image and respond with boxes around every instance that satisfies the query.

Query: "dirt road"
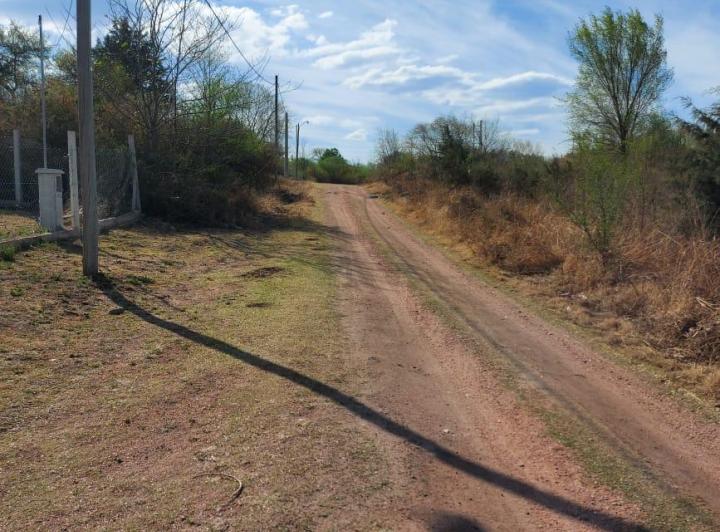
[322,183,720,530]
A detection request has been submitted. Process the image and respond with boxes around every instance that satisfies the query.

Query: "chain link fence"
[1,130,137,241]
[96,145,133,219]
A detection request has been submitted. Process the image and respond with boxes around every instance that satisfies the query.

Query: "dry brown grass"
[379,175,720,403]
[0,210,43,240]
[0,183,395,529]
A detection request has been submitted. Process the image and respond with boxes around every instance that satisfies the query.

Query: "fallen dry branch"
[193,472,244,507]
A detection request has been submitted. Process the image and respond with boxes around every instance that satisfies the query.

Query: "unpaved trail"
[321,183,720,530]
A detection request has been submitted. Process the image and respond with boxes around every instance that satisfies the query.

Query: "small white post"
[12,129,22,204]
[67,131,80,230]
[128,134,141,212]
[36,168,64,231]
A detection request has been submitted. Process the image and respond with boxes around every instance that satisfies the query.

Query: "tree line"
[0,0,288,224]
[375,8,719,259]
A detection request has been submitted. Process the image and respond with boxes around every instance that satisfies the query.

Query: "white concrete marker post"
[36,168,64,231]
[67,131,80,230]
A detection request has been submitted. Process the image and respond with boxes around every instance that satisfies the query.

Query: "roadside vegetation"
[291,147,370,185]
[373,8,720,402]
[1,1,286,226]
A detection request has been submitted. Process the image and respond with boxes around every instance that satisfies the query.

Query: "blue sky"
[2,0,719,161]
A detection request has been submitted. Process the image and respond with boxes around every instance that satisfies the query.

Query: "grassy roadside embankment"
[0,183,392,530]
[369,178,720,409]
[365,181,716,530]
[0,210,43,242]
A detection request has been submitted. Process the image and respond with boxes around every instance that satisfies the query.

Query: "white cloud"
[202,4,307,60]
[318,11,334,19]
[270,5,301,18]
[474,71,573,91]
[345,64,470,89]
[474,97,559,115]
[345,128,368,141]
[303,19,401,69]
[436,54,459,64]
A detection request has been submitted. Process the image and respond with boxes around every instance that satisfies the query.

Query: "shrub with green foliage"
[680,92,720,226]
[309,148,369,184]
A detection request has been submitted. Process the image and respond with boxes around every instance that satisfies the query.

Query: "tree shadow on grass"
[97,275,647,531]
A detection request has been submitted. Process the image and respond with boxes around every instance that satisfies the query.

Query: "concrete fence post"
[13,129,22,204]
[36,168,64,231]
[67,131,80,230]
[128,134,141,212]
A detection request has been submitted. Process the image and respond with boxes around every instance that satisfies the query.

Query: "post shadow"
[98,276,648,532]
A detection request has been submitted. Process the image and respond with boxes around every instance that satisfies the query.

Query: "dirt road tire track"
[354,184,720,518]
[321,184,670,530]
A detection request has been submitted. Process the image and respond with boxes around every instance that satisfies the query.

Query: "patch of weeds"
[126,274,154,286]
[241,266,284,279]
[1,244,16,262]
[536,404,714,531]
[10,286,24,297]
[246,302,271,308]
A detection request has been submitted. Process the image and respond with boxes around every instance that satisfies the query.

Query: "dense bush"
[308,148,369,184]
[0,4,282,226]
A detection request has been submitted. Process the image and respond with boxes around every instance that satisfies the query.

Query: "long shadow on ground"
[97,276,647,532]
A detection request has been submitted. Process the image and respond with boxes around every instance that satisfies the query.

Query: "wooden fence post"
[67,131,80,230]
[128,134,141,212]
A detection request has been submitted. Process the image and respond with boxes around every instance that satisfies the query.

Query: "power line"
[46,0,74,50]
[201,0,273,86]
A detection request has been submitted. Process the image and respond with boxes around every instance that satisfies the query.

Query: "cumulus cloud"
[318,11,334,19]
[200,4,307,60]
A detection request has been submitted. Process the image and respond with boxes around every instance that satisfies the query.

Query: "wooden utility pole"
[284,112,289,178]
[77,0,99,276]
[295,123,300,179]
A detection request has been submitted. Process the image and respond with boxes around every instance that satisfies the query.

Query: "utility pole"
[274,75,279,151]
[295,123,300,179]
[38,15,47,168]
[295,121,308,179]
[478,120,484,153]
[77,0,99,276]
[284,112,289,178]
[274,75,279,182]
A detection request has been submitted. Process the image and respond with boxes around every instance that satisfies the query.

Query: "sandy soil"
[322,183,720,530]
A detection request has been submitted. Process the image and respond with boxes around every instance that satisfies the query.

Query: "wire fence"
[0,131,136,240]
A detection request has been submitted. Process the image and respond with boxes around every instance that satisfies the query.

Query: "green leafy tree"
[0,21,44,102]
[680,91,720,224]
[566,8,673,152]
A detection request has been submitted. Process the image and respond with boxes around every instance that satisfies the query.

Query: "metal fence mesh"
[0,138,18,205]
[1,131,135,239]
[96,145,133,219]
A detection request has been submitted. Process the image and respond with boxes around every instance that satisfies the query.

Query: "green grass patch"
[536,403,714,531]
[1,244,16,262]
